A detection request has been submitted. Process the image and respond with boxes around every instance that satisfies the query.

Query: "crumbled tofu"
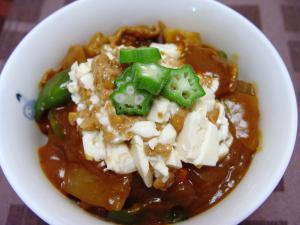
[97,107,110,127]
[158,124,177,145]
[150,43,180,59]
[68,60,93,94]
[148,137,159,150]
[149,155,169,183]
[76,117,84,126]
[68,59,102,125]
[70,93,81,104]
[103,45,116,60]
[105,144,136,174]
[77,103,87,111]
[67,80,79,93]
[90,95,100,105]
[147,97,179,123]
[78,61,92,74]
[130,136,153,187]
[150,43,182,68]
[70,62,78,75]
[103,44,126,61]
[68,43,233,189]
[80,73,94,90]
[82,131,106,161]
[96,103,127,143]
[166,150,182,168]
[130,121,160,138]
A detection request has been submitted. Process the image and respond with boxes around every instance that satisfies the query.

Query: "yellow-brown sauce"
[37,24,259,225]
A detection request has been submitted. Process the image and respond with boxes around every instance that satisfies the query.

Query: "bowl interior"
[0,0,297,225]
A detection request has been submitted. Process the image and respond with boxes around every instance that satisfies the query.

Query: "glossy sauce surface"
[185,45,238,97]
[38,39,260,224]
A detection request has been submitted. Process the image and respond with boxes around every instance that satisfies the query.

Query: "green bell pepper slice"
[48,109,65,138]
[217,50,228,59]
[35,70,71,120]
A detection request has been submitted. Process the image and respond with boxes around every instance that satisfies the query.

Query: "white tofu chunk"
[76,117,84,126]
[210,78,220,93]
[68,60,96,112]
[71,93,81,104]
[175,109,220,167]
[70,61,79,73]
[96,104,127,143]
[77,103,86,111]
[218,143,230,159]
[105,144,136,174]
[193,89,216,113]
[130,121,159,138]
[175,110,207,162]
[97,107,110,126]
[80,72,94,90]
[130,136,153,187]
[67,81,79,93]
[148,137,159,150]
[82,131,106,161]
[149,155,169,182]
[90,95,100,105]
[147,97,179,123]
[166,150,182,168]
[158,124,177,145]
[193,121,219,167]
[216,103,229,140]
[215,103,233,158]
[78,62,91,74]
[150,43,180,59]
[103,45,116,60]
[218,135,233,158]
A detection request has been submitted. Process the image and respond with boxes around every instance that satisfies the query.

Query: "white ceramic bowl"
[0,0,297,224]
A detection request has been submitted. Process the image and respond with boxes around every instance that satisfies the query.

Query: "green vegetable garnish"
[217,50,228,59]
[35,70,71,120]
[113,47,207,115]
[162,64,205,108]
[133,62,171,95]
[48,109,64,138]
[119,47,161,64]
[164,207,188,224]
[110,82,152,116]
[108,210,142,225]
[114,66,135,88]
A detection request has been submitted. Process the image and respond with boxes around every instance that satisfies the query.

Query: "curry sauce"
[37,23,259,225]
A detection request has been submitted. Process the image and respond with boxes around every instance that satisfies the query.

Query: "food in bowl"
[35,22,260,224]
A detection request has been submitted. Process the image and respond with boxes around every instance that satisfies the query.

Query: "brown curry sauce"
[37,25,259,225]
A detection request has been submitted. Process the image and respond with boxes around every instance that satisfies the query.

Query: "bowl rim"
[0,0,297,224]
